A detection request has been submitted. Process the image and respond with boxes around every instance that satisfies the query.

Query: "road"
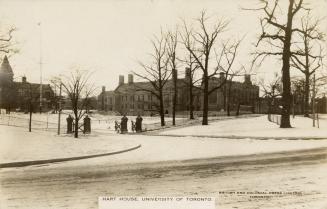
[1,148,327,209]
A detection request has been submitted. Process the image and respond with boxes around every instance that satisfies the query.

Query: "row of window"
[121,103,153,110]
[121,94,153,102]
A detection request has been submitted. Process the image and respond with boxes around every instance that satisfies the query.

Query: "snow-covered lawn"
[0,112,189,133]
[0,125,138,164]
[40,133,327,170]
[159,115,327,139]
[2,114,327,166]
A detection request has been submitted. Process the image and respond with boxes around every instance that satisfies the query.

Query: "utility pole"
[292,92,295,118]
[57,83,62,135]
[38,22,43,114]
[312,74,316,127]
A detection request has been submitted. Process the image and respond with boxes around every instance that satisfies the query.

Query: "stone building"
[98,69,260,115]
[98,70,202,115]
[0,56,54,112]
[207,73,260,112]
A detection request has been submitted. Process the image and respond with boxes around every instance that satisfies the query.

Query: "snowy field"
[160,115,327,139]
[2,123,327,166]
[0,111,190,133]
[0,125,139,164]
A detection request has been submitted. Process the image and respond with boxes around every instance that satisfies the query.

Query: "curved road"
[1,147,327,209]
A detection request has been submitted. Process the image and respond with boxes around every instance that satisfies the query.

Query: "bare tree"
[55,69,96,138]
[259,73,282,115]
[250,0,308,128]
[0,26,16,56]
[133,32,171,126]
[166,30,178,125]
[291,77,306,114]
[224,65,248,116]
[290,12,325,117]
[179,51,201,120]
[181,11,240,125]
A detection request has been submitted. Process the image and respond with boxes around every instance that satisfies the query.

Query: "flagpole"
[38,22,43,114]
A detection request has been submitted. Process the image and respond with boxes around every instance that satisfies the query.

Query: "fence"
[0,114,66,133]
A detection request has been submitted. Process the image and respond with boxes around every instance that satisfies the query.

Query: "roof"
[100,90,115,97]
[0,55,13,75]
[14,81,53,92]
[114,78,189,95]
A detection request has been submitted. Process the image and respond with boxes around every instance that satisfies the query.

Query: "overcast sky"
[0,0,326,92]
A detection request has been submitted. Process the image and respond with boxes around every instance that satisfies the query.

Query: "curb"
[0,144,142,169]
[148,134,327,140]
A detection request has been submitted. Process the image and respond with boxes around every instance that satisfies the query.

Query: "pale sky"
[0,0,326,92]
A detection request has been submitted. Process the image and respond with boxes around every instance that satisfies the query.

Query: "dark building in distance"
[0,56,54,113]
[98,68,260,115]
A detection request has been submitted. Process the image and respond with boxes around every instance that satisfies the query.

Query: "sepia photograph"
[0,0,327,208]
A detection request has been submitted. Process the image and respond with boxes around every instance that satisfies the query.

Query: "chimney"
[119,75,124,85]
[185,67,191,79]
[22,76,26,83]
[219,72,225,79]
[244,74,251,84]
[102,86,106,92]
[128,74,133,84]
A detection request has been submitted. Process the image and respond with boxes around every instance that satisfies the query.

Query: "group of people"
[66,113,143,134]
[66,114,91,134]
[115,114,143,134]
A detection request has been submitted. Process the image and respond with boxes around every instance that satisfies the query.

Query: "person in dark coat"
[66,114,73,133]
[135,114,143,132]
[83,115,91,134]
[120,114,128,133]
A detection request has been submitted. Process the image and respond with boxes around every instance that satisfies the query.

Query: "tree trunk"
[159,91,165,126]
[172,69,177,125]
[280,0,294,128]
[29,103,32,132]
[202,74,209,125]
[227,81,232,116]
[304,72,310,117]
[189,84,194,120]
[74,117,79,138]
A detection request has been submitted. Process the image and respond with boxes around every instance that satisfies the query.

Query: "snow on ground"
[2,114,327,166]
[0,125,138,164]
[0,112,189,133]
[68,135,327,167]
[159,115,327,139]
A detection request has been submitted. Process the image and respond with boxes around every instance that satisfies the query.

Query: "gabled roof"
[0,55,13,75]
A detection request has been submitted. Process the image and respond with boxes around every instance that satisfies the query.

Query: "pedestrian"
[135,114,143,132]
[120,114,128,133]
[66,114,73,133]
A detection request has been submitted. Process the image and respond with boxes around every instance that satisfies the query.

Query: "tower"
[0,55,14,85]
[0,55,15,111]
